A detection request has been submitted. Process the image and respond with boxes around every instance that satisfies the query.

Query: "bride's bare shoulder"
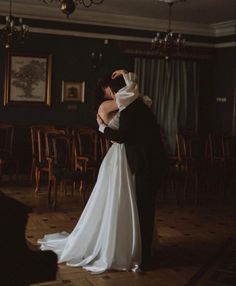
[98,100,118,115]
[98,100,118,125]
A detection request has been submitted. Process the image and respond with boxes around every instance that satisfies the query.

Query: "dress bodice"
[108,112,120,130]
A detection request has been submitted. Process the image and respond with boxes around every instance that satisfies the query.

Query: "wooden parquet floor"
[0,182,235,286]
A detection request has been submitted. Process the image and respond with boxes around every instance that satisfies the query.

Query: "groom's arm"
[103,126,126,144]
[97,112,131,144]
[98,124,126,144]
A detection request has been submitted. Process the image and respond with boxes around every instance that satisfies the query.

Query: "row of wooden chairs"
[164,131,236,205]
[1,123,234,207]
[30,125,111,208]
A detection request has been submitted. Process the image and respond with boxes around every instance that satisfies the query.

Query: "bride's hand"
[112,69,127,79]
[96,114,105,126]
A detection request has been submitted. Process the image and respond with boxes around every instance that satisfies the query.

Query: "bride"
[38,78,142,274]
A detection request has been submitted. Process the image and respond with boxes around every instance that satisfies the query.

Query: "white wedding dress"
[38,112,141,274]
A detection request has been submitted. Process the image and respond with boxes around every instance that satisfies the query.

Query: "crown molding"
[0,25,230,49]
[29,26,152,43]
[0,1,215,37]
[0,2,235,41]
[211,20,236,37]
[188,41,236,48]
[214,42,236,48]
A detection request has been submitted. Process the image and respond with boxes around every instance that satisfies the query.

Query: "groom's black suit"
[103,98,167,264]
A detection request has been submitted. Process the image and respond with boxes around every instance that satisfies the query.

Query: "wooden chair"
[222,135,236,166]
[206,134,236,195]
[176,131,202,205]
[204,133,227,196]
[0,124,19,182]
[72,133,89,203]
[98,133,111,161]
[47,134,88,209]
[32,126,65,193]
[223,136,236,193]
[73,126,99,184]
[30,126,40,184]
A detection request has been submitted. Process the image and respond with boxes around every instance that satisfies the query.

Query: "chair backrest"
[73,126,98,160]
[51,135,73,170]
[98,134,111,160]
[30,126,66,165]
[177,131,202,162]
[222,136,236,161]
[206,133,224,162]
[43,127,66,159]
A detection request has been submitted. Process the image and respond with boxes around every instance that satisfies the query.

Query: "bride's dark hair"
[94,74,111,111]
[94,73,126,111]
[109,75,126,93]
[99,74,126,93]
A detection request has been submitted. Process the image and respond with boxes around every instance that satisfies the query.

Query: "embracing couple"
[38,69,167,273]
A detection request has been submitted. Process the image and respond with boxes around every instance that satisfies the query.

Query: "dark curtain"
[134,57,199,154]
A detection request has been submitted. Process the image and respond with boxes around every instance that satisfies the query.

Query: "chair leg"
[79,179,86,207]
[72,181,75,196]
[48,179,53,205]
[31,159,35,183]
[52,180,58,210]
[194,173,199,206]
[79,179,83,194]
[35,168,41,193]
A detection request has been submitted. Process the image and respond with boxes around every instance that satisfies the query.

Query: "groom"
[97,70,167,267]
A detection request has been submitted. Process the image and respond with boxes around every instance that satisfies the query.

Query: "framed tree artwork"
[4,53,52,106]
[61,81,85,103]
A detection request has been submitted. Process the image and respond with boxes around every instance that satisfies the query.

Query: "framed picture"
[4,53,52,106]
[62,81,85,103]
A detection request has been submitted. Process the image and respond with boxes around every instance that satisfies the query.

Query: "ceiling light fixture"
[152,0,186,59]
[0,0,29,49]
[41,0,104,17]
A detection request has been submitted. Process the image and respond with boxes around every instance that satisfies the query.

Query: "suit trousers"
[135,171,158,264]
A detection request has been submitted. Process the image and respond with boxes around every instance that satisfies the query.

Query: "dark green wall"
[0,32,234,134]
[212,47,235,135]
[0,14,234,134]
[198,57,214,135]
[0,33,134,128]
[196,47,235,136]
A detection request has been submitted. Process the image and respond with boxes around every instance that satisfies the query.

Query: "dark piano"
[0,191,57,285]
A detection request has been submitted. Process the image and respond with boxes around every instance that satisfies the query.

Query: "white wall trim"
[212,20,236,37]
[29,26,152,43]
[0,25,233,49]
[0,1,217,37]
[187,41,236,48]
[214,42,236,48]
[1,2,235,38]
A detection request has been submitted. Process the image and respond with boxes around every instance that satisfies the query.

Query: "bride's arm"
[97,100,118,125]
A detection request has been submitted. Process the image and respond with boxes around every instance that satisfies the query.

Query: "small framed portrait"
[61,81,85,103]
[4,52,52,106]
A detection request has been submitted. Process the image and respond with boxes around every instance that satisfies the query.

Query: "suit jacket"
[103,99,167,177]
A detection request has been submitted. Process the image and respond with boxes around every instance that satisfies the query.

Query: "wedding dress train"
[38,113,141,273]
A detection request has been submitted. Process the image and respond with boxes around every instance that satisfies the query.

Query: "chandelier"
[151,0,186,58]
[0,0,29,49]
[41,0,104,17]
